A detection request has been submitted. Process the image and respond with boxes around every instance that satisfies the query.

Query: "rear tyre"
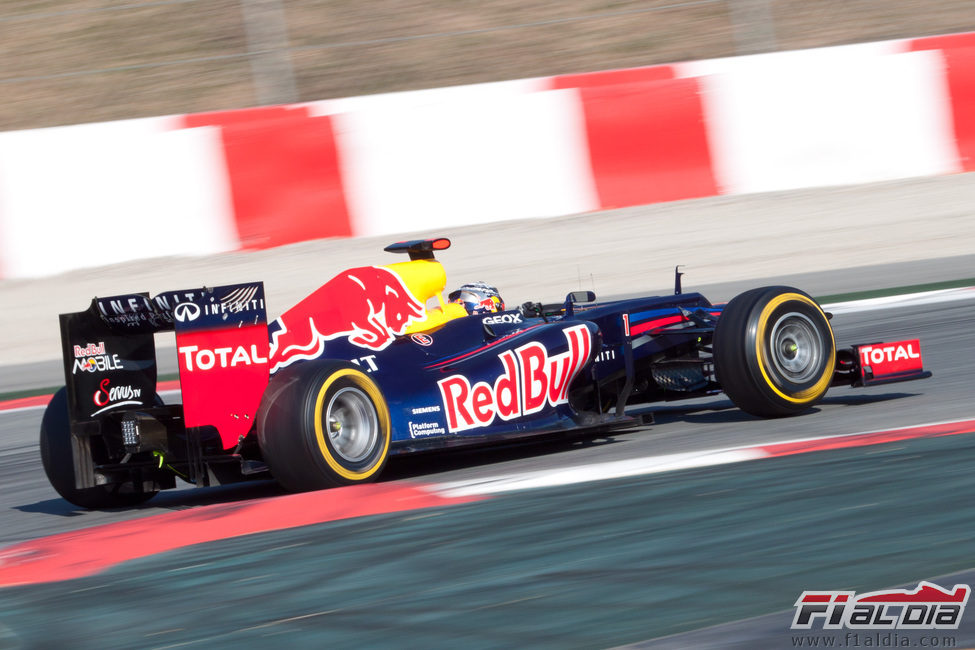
[257,361,391,491]
[40,388,158,509]
[713,286,835,417]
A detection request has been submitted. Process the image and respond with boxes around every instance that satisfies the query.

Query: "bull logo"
[268,266,425,373]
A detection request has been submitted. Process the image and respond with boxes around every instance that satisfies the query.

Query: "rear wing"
[59,283,270,449]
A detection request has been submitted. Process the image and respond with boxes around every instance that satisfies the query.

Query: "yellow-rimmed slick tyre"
[713,286,835,417]
[256,361,391,491]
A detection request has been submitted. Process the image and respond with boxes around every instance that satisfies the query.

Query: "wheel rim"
[767,311,823,384]
[325,387,379,463]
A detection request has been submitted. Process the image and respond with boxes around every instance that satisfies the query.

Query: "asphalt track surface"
[0,283,972,648]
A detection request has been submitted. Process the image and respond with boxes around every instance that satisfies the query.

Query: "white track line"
[822,286,975,314]
[434,449,765,497]
[432,417,975,497]
[0,405,51,415]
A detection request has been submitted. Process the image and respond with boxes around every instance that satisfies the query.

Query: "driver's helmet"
[448,281,505,315]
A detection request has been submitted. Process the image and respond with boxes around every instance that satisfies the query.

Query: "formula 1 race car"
[41,238,931,508]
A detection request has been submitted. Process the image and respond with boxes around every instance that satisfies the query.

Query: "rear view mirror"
[562,290,596,318]
[567,291,596,303]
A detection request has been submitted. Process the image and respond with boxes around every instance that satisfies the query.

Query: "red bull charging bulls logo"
[269,266,425,373]
[438,324,592,433]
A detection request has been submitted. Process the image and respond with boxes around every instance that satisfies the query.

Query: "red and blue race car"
[41,238,930,508]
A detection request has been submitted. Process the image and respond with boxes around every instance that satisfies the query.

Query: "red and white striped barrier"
[0,31,973,279]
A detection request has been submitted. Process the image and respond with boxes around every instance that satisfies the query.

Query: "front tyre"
[257,362,391,491]
[713,287,835,417]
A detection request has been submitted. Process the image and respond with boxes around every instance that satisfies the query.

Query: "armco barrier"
[1,31,974,279]
[550,64,677,89]
[321,85,599,238]
[578,78,717,207]
[182,107,353,249]
[689,46,961,194]
[909,33,975,171]
[0,116,238,279]
[948,47,975,171]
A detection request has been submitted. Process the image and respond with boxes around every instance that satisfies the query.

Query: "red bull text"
[438,324,592,433]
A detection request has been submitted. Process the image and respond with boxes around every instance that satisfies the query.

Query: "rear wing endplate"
[59,283,270,448]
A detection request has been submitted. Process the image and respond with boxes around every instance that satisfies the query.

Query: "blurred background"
[2,6,975,648]
[4,0,975,131]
